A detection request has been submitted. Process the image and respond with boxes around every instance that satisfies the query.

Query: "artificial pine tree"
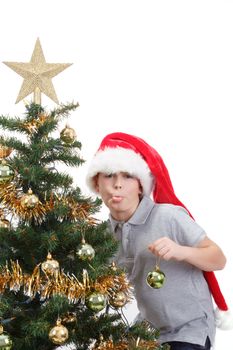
[0,39,169,350]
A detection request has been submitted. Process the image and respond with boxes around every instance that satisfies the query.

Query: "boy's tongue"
[111,196,123,203]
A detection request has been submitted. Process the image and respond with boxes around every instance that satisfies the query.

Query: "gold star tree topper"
[3,38,72,104]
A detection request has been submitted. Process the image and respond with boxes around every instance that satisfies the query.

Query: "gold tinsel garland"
[22,113,48,134]
[93,338,159,350]
[0,183,97,225]
[0,261,132,303]
[93,339,128,350]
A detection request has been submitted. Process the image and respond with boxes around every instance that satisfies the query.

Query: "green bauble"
[146,267,166,289]
[0,333,13,349]
[76,240,95,261]
[86,292,107,312]
[0,161,14,184]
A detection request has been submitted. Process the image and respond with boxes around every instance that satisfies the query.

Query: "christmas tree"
[0,39,169,350]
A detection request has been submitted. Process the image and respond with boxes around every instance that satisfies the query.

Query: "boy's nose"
[114,183,122,189]
[114,175,122,189]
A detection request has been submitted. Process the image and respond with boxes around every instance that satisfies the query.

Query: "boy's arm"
[148,236,226,271]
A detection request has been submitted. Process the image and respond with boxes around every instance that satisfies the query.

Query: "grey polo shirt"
[109,196,215,346]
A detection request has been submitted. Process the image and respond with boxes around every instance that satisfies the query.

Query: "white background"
[1,1,233,349]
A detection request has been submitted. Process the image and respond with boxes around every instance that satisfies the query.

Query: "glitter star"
[3,38,72,104]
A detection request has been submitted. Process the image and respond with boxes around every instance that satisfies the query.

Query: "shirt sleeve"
[170,206,206,247]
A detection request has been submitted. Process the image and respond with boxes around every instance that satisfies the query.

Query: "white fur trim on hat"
[214,308,233,330]
[86,147,154,196]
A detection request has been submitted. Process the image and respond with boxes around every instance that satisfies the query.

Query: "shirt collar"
[109,216,124,232]
[128,196,155,225]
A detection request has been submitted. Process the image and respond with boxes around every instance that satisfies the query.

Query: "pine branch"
[51,102,80,120]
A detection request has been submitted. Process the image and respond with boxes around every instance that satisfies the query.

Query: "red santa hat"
[86,132,232,330]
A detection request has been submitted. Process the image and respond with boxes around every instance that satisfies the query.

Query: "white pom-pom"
[215,308,233,330]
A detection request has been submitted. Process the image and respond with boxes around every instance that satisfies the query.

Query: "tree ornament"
[60,125,76,144]
[0,325,13,350]
[0,145,12,159]
[0,215,10,229]
[3,38,72,104]
[109,291,127,308]
[146,265,166,289]
[86,291,107,312]
[76,238,95,261]
[20,188,39,209]
[41,252,60,277]
[49,318,69,345]
[0,334,13,349]
[0,160,14,184]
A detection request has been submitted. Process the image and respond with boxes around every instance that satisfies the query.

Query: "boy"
[86,132,232,350]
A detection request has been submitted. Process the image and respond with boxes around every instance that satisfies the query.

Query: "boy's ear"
[93,175,99,193]
[138,182,143,195]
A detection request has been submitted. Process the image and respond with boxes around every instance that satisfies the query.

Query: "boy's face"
[95,172,142,221]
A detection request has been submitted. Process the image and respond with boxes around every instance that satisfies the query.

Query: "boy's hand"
[148,237,185,261]
[148,236,226,271]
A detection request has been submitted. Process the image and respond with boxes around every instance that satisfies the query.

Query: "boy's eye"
[103,172,134,179]
[124,173,133,178]
[104,173,113,178]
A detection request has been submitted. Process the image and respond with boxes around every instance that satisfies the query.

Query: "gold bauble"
[41,252,60,277]
[0,217,10,229]
[60,125,76,144]
[0,161,14,184]
[86,291,107,312]
[49,319,69,345]
[146,267,166,289]
[20,188,39,209]
[0,333,13,349]
[76,239,95,261]
[0,145,12,159]
[109,291,127,308]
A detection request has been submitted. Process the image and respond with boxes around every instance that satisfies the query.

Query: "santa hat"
[86,132,233,330]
